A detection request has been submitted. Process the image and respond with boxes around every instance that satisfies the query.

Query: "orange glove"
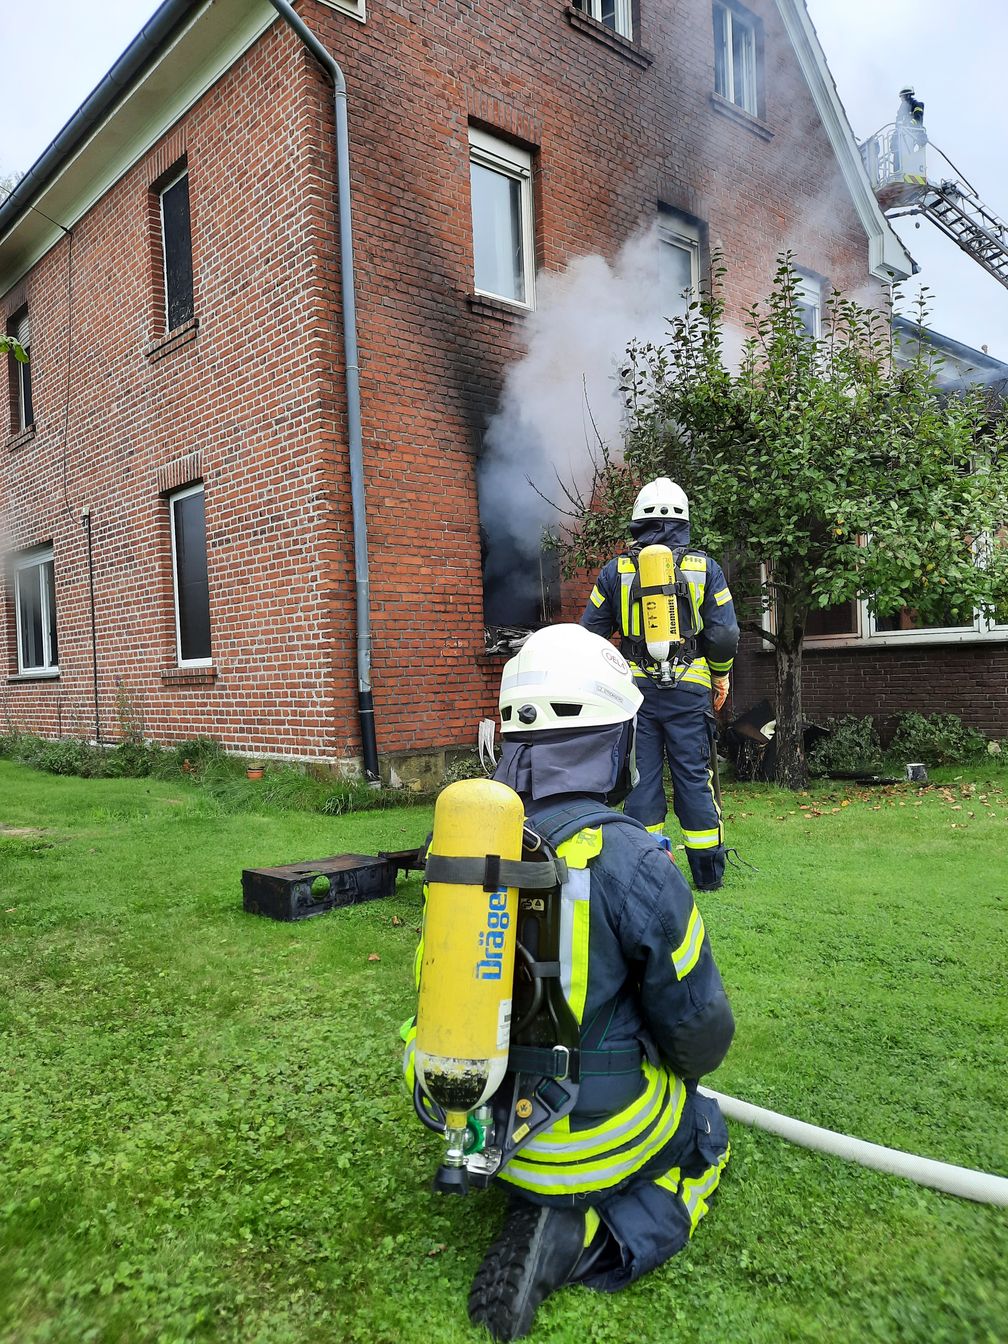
[712,674,730,713]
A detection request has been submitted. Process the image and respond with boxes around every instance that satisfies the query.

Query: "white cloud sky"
[2,0,1006,359]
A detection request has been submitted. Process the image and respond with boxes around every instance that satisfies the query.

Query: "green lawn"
[1,759,1006,1344]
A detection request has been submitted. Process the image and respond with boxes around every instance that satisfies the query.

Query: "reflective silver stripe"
[500,669,548,691]
[681,1150,729,1230]
[559,867,589,1005]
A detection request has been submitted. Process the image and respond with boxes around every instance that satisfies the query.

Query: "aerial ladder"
[861,88,1008,291]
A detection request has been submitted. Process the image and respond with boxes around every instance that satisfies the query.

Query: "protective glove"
[712,674,730,712]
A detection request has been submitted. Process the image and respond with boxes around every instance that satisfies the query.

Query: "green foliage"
[559,254,1008,787]
[0,332,27,363]
[1,760,1006,1342]
[807,716,883,777]
[887,712,989,767]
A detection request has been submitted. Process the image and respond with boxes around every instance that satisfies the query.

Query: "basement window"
[469,129,536,309]
[14,546,58,674]
[571,0,633,40]
[160,167,194,332]
[6,307,33,434]
[169,483,212,666]
[713,1,761,118]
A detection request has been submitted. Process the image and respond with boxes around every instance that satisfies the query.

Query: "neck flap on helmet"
[493,721,638,805]
[629,516,691,550]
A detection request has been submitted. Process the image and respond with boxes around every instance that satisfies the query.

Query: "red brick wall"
[2,0,891,764]
[732,631,1008,739]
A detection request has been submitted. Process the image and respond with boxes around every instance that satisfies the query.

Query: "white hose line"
[699,1087,1008,1207]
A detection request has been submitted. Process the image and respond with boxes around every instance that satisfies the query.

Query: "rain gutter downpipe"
[265,0,380,785]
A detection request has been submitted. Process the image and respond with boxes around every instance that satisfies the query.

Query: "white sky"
[1,0,1006,360]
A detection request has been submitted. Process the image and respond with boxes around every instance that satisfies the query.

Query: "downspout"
[265,0,380,784]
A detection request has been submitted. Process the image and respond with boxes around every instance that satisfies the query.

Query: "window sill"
[709,92,773,142]
[467,293,531,323]
[161,663,218,686]
[7,669,60,682]
[146,317,199,363]
[564,7,653,69]
[6,425,36,453]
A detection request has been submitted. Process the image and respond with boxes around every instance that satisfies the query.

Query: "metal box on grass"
[242,853,396,921]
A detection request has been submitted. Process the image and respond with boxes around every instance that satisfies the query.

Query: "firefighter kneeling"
[403,624,735,1340]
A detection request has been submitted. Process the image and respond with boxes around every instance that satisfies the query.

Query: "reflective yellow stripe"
[681,1142,730,1235]
[631,601,641,638]
[682,827,721,850]
[617,557,636,572]
[707,657,733,674]
[584,1208,601,1246]
[557,827,603,869]
[620,571,631,637]
[671,902,705,978]
[713,587,732,606]
[589,585,605,608]
[645,823,665,836]
[679,660,711,689]
[501,1070,688,1195]
[518,1065,668,1160]
[655,1165,681,1196]
[680,555,706,571]
[555,828,602,1025]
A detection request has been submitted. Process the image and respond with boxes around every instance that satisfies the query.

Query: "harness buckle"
[551,1045,571,1081]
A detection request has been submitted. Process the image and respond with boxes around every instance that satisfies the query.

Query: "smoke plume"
[478,226,675,626]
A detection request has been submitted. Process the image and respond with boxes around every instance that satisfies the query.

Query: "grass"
[0,759,1006,1343]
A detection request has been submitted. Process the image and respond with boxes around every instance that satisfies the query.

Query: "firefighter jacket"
[581,518,739,690]
[403,793,735,1203]
[492,796,734,1202]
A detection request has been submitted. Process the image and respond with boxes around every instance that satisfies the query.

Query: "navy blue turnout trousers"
[624,677,725,889]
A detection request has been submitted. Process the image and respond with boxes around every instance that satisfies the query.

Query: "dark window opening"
[481,524,561,640]
[161,170,194,331]
[170,485,211,662]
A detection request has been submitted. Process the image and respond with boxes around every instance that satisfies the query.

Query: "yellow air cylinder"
[638,544,680,663]
[415,778,524,1129]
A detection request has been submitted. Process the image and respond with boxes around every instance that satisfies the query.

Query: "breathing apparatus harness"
[412,793,643,1195]
[628,543,703,688]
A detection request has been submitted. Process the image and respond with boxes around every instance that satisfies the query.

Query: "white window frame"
[574,0,633,40]
[658,216,701,319]
[14,545,58,675]
[713,1,759,117]
[317,0,366,20]
[169,482,212,668]
[795,274,821,339]
[468,128,536,310]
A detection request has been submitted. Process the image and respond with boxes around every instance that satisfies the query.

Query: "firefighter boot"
[468,1201,586,1341]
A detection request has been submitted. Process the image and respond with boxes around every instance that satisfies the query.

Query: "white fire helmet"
[632,477,689,523]
[499,624,643,735]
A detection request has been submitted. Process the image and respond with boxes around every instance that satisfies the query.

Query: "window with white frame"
[160,166,194,331]
[169,483,211,665]
[469,129,536,308]
[14,546,58,674]
[794,274,822,339]
[317,0,366,18]
[572,0,633,40]
[7,307,33,433]
[658,216,701,320]
[713,1,760,117]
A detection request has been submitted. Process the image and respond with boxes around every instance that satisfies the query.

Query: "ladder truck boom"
[861,88,1008,291]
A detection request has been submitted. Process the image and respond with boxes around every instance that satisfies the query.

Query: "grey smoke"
[478,227,676,581]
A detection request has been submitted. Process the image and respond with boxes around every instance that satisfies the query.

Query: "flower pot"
[246,767,264,781]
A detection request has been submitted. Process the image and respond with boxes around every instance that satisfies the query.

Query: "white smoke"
[478,227,679,619]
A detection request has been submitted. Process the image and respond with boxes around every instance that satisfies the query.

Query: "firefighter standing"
[404,624,735,1340]
[581,477,739,890]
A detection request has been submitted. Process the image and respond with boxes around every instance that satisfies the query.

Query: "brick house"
[2,0,916,779]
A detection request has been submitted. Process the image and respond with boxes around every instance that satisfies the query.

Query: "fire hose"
[699,1087,1008,1207]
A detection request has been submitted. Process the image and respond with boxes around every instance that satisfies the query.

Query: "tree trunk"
[773,637,807,790]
